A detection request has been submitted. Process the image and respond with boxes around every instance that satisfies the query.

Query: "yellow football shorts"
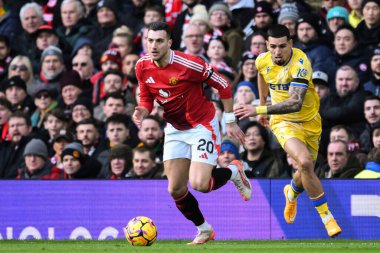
[269,114,321,161]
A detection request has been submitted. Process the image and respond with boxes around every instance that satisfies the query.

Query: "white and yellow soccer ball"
[124,216,157,246]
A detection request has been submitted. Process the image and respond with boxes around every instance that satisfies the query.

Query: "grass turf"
[0,240,379,253]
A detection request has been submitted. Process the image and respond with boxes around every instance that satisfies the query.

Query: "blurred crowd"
[0,0,379,179]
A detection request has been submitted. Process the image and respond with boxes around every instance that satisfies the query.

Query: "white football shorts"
[163,114,221,165]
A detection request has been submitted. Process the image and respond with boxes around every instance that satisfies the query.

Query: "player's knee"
[167,186,187,197]
[297,156,314,173]
[189,179,209,193]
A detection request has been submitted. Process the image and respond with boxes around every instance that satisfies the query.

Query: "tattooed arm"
[267,85,307,114]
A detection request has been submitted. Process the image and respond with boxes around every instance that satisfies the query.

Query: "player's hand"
[257,114,269,127]
[226,122,245,145]
[132,106,149,128]
[234,104,257,120]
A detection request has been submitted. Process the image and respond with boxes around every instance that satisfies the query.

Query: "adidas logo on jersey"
[199,153,208,159]
[146,77,155,83]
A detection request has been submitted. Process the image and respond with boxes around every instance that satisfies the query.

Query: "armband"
[224,112,236,123]
[256,106,268,115]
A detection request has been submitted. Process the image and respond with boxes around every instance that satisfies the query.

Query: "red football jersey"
[136,50,232,130]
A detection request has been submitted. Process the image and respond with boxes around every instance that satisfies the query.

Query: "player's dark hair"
[267,24,290,40]
[147,21,172,39]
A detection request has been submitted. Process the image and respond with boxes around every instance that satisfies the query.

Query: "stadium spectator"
[189,4,212,42]
[34,45,65,93]
[329,124,361,154]
[76,118,102,157]
[206,35,235,75]
[111,26,134,59]
[56,0,94,50]
[320,65,370,139]
[4,76,35,114]
[0,97,12,143]
[0,111,33,178]
[8,55,35,95]
[99,144,132,179]
[71,53,94,98]
[81,0,99,23]
[226,0,255,31]
[294,13,334,80]
[70,97,93,127]
[316,140,363,178]
[17,138,62,179]
[246,32,267,55]
[355,0,380,54]
[16,3,44,56]
[71,37,94,58]
[277,1,299,39]
[347,0,364,28]
[355,147,380,178]
[182,24,207,61]
[208,2,244,69]
[62,141,102,179]
[0,0,22,43]
[30,83,59,128]
[326,6,349,34]
[240,121,287,178]
[137,115,164,163]
[243,1,275,40]
[0,36,13,84]
[312,71,331,100]
[319,0,349,20]
[232,52,259,95]
[360,96,380,154]
[87,0,121,64]
[126,146,164,179]
[51,129,74,169]
[171,0,202,50]
[217,138,240,168]
[233,81,257,128]
[363,46,380,95]
[94,92,126,122]
[58,70,84,117]
[122,53,139,105]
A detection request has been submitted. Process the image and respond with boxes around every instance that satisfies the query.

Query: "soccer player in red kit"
[133,22,252,245]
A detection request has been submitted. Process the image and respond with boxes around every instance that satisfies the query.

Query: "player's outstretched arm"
[132,106,149,128]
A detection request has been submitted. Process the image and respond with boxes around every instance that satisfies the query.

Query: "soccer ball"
[124,216,157,246]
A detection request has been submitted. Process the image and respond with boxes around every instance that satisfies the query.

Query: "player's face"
[266,36,292,66]
[147,30,172,65]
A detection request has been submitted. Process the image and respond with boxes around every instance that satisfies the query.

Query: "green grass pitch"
[0,240,379,253]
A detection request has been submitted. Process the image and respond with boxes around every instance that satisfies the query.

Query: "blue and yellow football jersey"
[255,48,320,122]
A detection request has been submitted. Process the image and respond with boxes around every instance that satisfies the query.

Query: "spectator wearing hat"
[70,97,94,133]
[209,2,244,69]
[0,97,12,143]
[71,37,95,58]
[312,71,330,100]
[189,4,213,42]
[355,147,380,178]
[277,1,299,39]
[232,52,259,95]
[90,48,123,105]
[35,45,65,92]
[240,121,288,178]
[111,25,134,59]
[51,129,74,169]
[87,0,121,64]
[182,24,208,62]
[294,13,335,83]
[320,0,350,21]
[332,25,371,84]
[171,0,202,50]
[30,83,59,128]
[355,0,380,53]
[98,144,133,179]
[359,96,380,154]
[126,146,164,179]
[347,0,364,28]
[243,1,275,40]
[217,138,240,168]
[62,141,102,179]
[58,70,84,117]
[17,138,62,179]
[233,80,258,129]
[15,3,44,57]
[0,111,33,178]
[364,46,380,95]
[7,55,35,95]
[4,76,35,114]
[56,0,94,50]
[326,6,349,37]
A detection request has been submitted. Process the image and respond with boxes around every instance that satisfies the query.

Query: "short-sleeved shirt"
[255,48,320,122]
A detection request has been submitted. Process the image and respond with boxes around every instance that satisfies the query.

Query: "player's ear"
[168,38,173,48]
[289,39,293,48]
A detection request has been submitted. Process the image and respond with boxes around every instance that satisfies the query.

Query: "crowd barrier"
[0,180,379,240]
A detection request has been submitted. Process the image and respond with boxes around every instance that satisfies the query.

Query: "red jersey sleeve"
[135,58,154,113]
[201,62,233,99]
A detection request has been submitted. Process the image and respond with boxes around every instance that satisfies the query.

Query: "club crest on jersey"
[159,89,170,98]
[169,76,178,85]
